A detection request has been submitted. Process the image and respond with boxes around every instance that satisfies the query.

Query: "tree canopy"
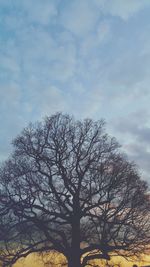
[0,113,150,267]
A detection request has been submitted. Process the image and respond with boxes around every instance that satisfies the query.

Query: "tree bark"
[68,226,81,267]
[68,194,81,267]
[68,256,81,267]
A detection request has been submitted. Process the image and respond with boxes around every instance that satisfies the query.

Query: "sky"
[0,0,150,182]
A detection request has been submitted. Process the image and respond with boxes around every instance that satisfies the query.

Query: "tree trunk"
[68,255,81,267]
[68,194,81,267]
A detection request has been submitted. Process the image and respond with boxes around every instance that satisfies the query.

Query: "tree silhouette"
[0,113,149,267]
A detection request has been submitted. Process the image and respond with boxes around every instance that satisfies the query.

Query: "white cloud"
[97,20,111,42]
[0,83,21,110]
[68,87,104,119]
[36,86,67,117]
[108,0,150,20]
[0,83,24,161]
[94,0,150,20]
[80,19,111,57]
[48,43,77,82]
[4,24,77,83]
[108,111,150,182]
[60,0,99,36]
[71,81,86,94]
[1,54,20,73]
[20,0,58,25]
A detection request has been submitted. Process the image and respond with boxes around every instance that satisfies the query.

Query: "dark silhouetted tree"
[0,113,150,267]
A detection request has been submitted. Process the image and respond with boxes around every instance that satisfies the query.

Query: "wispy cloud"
[94,0,150,20]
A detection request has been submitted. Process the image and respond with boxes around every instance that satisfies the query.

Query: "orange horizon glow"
[13,252,150,267]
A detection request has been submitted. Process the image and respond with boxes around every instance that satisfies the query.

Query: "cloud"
[108,0,149,20]
[0,83,23,161]
[65,85,104,119]
[79,19,111,58]
[97,20,111,42]
[60,0,99,37]
[0,81,21,109]
[1,54,20,76]
[94,0,150,20]
[34,86,68,117]
[124,142,150,181]
[115,112,150,145]
[23,0,58,25]
[13,25,77,82]
[111,111,150,181]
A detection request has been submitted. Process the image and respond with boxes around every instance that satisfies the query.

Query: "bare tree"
[0,113,150,267]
